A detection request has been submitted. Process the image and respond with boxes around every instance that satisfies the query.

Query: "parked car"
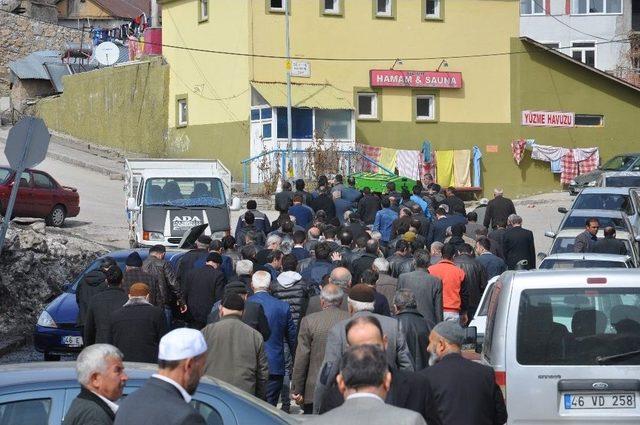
[547,229,639,267]
[0,166,80,227]
[564,187,640,233]
[539,253,634,269]
[548,209,634,237]
[468,276,499,352]
[569,153,640,195]
[597,171,640,188]
[0,362,299,425]
[481,269,640,424]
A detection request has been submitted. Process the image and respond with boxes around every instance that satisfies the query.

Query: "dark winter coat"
[454,254,488,319]
[76,270,107,326]
[271,271,311,327]
[142,256,184,308]
[122,268,160,306]
[311,193,337,220]
[396,308,432,371]
[182,265,226,328]
[207,300,271,342]
[84,286,128,346]
[63,386,115,425]
[357,194,381,225]
[482,196,516,229]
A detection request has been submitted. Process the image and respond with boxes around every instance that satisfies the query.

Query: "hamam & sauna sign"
[370,70,463,89]
[521,110,575,127]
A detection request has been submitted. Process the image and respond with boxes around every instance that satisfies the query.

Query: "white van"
[482,269,640,424]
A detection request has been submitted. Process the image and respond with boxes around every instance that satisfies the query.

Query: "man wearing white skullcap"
[114,328,208,425]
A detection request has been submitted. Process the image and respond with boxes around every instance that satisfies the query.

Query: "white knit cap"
[158,328,207,361]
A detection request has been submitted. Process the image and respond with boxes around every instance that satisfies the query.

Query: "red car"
[0,167,80,227]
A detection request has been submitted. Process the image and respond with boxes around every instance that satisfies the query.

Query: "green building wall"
[37,57,169,156]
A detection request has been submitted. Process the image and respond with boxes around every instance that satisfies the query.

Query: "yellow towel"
[378,147,397,172]
[436,150,455,187]
[453,149,471,187]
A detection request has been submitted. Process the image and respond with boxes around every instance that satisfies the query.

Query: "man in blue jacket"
[248,270,298,408]
[373,197,398,245]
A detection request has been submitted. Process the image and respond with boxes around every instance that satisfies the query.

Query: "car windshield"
[562,216,627,231]
[573,193,634,216]
[144,178,226,208]
[539,259,628,269]
[517,288,640,365]
[601,155,638,171]
[0,168,11,184]
[605,176,640,188]
[551,237,631,256]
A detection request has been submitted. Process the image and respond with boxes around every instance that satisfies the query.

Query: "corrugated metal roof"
[92,0,150,19]
[251,82,354,110]
[8,51,61,80]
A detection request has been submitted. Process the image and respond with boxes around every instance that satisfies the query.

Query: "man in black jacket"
[443,187,466,216]
[207,281,271,341]
[483,188,516,230]
[351,239,380,285]
[394,289,431,371]
[64,344,128,425]
[122,252,159,304]
[311,187,337,222]
[143,244,187,328]
[275,180,295,212]
[454,244,488,321]
[84,264,128,346]
[314,315,429,420]
[76,257,114,328]
[109,283,167,363]
[421,321,507,425]
[357,187,381,225]
[176,234,211,285]
[593,226,627,255]
[502,214,536,270]
[183,252,227,329]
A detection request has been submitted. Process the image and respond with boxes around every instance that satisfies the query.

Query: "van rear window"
[517,288,640,365]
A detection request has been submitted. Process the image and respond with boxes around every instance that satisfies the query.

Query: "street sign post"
[0,117,51,254]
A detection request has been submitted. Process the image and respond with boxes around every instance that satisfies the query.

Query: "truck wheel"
[45,205,66,227]
[44,352,60,361]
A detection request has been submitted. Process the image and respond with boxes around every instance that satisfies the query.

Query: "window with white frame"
[572,0,621,14]
[324,0,340,14]
[571,42,596,67]
[376,0,392,16]
[270,0,286,12]
[520,0,544,15]
[251,107,273,139]
[425,0,441,18]
[199,0,208,20]
[415,95,436,121]
[315,110,352,140]
[357,93,378,120]
[177,98,188,127]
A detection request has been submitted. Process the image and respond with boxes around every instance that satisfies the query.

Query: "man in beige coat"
[201,294,269,400]
[291,284,349,414]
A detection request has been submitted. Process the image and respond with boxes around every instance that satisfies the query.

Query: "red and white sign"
[370,70,463,89]
[521,110,575,127]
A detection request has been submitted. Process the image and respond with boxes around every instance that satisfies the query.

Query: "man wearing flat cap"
[420,321,507,425]
[115,328,208,425]
[201,294,269,399]
[122,252,159,305]
[182,252,227,329]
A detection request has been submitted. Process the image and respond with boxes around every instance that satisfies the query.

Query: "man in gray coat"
[574,217,599,253]
[201,294,269,399]
[397,249,443,326]
[306,345,425,425]
[292,284,350,414]
[64,344,128,425]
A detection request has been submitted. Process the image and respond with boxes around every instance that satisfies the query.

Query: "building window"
[520,0,544,15]
[315,109,352,140]
[269,0,286,12]
[176,96,188,127]
[415,95,436,121]
[357,93,378,120]
[375,0,392,16]
[425,0,441,19]
[572,0,621,14]
[276,108,314,139]
[575,114,604,126]
[199,0,208,21]
[324,0,340,14]
[542,42,560,49]
[251,107,273,140]
[571,42,596,67]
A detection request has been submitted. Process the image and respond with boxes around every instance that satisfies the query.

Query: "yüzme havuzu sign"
[370,70,463,89]
[522,110,575,127]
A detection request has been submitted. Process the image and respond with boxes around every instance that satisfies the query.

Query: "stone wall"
[0,12,81,96]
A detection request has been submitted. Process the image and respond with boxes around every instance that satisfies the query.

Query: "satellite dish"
[94,42,120,66]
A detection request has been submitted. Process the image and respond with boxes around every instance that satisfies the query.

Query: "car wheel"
[44,352,60,361]
[45,204,66,227]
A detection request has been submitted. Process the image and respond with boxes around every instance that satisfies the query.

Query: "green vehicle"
[350,172,418,194]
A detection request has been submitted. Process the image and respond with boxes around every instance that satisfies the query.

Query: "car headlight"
[570,180,577,185]
[211,231,227,240]
[143,231,164,241]
[37,311,57,328]
[587,181,597,186]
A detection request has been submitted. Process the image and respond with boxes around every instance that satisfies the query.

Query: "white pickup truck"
[124,159,240,248]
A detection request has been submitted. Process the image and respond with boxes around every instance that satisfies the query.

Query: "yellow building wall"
[249,0,518,124]
[163,0,251,128]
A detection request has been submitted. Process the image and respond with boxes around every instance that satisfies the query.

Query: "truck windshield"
[144,178,226,208]
[517,288,640,365]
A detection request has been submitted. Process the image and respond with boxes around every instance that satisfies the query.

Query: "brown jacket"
[376,272,398,308]
[292,306,350,402]
[201,315,269,399]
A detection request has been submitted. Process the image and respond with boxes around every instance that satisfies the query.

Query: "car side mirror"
[230,197,241,211]
[544,231,556,238]
[126,197,139,212]
[558,207,568,214]
[537,252,547,261]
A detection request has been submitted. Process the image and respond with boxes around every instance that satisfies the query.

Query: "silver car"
[597,172,640,189]
[547,229,640,267]
[482,269,640,424]
[568,187,640,233]
[539,253,634,269]
[547,209,635,238]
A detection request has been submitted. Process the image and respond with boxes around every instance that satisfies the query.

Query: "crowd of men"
[71,173,534,424]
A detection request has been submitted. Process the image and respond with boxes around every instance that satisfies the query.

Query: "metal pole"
[285,0,293,179]
[151,0,159,27]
